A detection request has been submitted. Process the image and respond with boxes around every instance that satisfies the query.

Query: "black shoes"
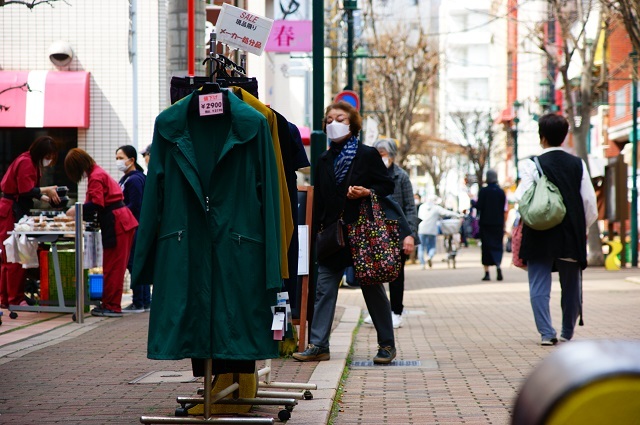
[497,268,503,281]
[482,272,490,281]
[90,305,123,317]
[292,344,330,362]
[373,346,397,364]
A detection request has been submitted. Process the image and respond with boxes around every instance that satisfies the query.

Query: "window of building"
[614,86,627,119]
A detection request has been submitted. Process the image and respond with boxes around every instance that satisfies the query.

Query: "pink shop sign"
[265,20,312,53]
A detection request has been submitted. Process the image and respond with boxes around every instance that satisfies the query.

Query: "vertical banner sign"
[216,3,274,56]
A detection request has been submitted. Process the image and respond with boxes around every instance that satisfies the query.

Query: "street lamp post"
[355,46,368,115]
[344,0,358,90]
[513,100,522,182]
[631,50,638,267]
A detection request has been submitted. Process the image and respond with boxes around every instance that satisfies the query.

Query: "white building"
[0,1,167,200]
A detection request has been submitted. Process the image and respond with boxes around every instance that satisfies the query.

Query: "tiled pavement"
[1,245,640,424]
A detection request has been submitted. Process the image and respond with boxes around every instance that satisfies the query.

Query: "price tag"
[199,93,224,116]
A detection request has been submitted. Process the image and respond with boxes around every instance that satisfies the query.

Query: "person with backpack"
[514,114,597,346]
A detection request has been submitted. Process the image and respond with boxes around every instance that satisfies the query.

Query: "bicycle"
[440,218,462,269]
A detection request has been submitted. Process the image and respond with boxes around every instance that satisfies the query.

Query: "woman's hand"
[66,205,76,217]
[402,236,415,255]
[41,186,60,204]
[347,186,371,200]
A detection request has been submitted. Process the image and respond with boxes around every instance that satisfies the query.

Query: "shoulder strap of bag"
[532,156,545,178]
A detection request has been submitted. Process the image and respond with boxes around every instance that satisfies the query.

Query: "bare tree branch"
[0,0,68,8]
[0,82,29,112]
[601,0,640,54]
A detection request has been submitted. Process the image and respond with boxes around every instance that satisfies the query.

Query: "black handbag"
[315,162,354,261]
[316,219,345,260]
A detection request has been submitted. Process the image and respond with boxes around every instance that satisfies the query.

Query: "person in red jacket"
[0,136,61,308]
[64,148,138,317]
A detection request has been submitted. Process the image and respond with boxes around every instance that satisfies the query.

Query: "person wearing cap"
[141,144,152,167]
[362,138,417,329]
[476,169,507,281]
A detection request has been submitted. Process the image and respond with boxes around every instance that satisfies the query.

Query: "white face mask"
[381,157,390,168]
[42,158,52,167]
[325,121,351,141]
[115,159,129,172]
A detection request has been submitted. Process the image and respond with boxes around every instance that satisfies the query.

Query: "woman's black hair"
[29,136,59,166]
[116,145,144,172]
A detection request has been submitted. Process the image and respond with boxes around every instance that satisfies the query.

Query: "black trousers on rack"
[191,359,256,377]
[170,77,259,104]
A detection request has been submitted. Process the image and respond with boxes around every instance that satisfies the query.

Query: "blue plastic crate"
[88,274,103,300]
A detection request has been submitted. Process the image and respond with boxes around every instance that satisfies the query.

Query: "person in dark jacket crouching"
[514,114,597,346]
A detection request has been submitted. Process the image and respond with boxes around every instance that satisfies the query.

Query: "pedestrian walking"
[64,148,138,317]
[115,145,151,313]
[514,113,598,346]
[360,138,417,329]
[476,169,507,281]
[292,101,397,364]
[417,198,459,269]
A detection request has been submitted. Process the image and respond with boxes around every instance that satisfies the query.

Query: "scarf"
[332,136,358,185]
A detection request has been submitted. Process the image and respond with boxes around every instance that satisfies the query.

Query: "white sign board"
[364,116,379,146]
[217,4,274,56]
[297,225,309,275]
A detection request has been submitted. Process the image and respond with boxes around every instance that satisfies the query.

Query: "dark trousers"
[389,253,407,315]
[310,264,395,349]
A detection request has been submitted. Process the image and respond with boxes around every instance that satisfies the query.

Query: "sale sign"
[216,4,274,56]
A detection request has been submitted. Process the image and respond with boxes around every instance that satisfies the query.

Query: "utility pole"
[631,50,638,267]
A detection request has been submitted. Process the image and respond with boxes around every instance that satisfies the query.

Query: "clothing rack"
[140,6,315,417]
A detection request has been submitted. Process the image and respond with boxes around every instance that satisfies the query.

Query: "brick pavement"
[1,245,639,424]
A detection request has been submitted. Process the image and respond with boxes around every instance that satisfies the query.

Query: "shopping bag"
[519,157,566,231]
[347,194,401,285]
[511,217,526,269]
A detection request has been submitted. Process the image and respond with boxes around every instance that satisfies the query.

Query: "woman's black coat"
[312,141,394,270]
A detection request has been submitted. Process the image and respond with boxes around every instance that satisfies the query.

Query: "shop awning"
[0,71,90,128]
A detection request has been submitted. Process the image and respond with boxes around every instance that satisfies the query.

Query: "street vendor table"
[6,203,85,323]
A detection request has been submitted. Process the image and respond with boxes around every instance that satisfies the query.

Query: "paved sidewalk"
[1,245,640,424]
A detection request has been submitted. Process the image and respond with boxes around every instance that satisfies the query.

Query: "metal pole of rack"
[74,202,84,323]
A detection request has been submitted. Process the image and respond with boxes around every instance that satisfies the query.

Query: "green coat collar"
[156,89,262,147]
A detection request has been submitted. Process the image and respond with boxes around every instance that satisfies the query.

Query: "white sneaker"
[392,313,403,329]
[363,314,373,324]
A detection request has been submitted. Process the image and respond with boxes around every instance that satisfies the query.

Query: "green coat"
[133,90,281,360]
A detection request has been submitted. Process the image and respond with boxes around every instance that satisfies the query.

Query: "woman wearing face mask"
[0,136,61,308]
[115,145,150,313]
[293,101,398,365]
[64,148,138,317]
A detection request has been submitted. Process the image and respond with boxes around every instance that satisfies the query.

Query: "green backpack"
[519,157,566,231]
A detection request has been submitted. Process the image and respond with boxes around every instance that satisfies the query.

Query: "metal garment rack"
[6,202,85,323]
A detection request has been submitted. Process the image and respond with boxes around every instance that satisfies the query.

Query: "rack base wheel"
[278,409,291,422]
[9,311,17,319]
[175,407,189,417]
[72,313,76,322]
[303,390,313,400]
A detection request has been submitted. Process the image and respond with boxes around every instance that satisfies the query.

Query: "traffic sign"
[333,90,360,111]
